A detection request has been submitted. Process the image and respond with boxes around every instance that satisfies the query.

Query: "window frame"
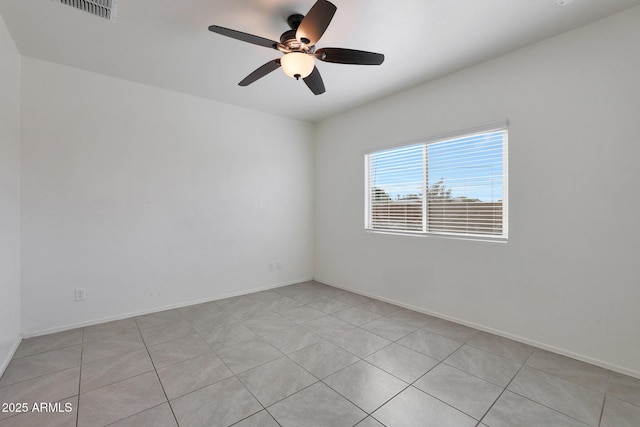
[364,122,509,242]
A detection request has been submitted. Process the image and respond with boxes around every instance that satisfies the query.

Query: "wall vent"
[54,0,117,21]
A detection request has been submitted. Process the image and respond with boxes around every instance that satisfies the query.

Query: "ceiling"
[1,0,639,122]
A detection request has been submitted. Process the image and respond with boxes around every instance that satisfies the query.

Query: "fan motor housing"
[279,29,298,46]
[280,29,310,51]
[280,14,314,52]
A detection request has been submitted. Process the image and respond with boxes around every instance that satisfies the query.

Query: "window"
[365,124,508,240]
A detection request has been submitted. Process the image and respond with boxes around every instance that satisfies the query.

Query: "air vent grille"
[55,0,117,21]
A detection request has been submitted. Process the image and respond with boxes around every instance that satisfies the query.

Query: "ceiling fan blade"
[303,66,326,95]
[296,0,337,46]
[208,25,279,50]
[239,59,282,86]
[315,48,385,65]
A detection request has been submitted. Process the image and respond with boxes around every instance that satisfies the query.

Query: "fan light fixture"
[280,52,315,80]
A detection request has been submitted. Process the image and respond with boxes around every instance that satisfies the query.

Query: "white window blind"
[365,125,508,240]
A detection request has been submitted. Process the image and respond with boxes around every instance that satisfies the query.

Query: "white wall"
[0,12,21,372]
[20,58,315,335]
[315,7,640,377]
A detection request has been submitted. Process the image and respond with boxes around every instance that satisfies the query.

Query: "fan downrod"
[287,14,304,30]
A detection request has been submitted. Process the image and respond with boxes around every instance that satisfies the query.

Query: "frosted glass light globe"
[281,52,314,79]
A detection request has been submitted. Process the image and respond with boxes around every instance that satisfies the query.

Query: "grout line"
[598,372,613,427]
[503,389,594,426]
[0,346,83,390]
[101,403,168,427]
[523,363,610,393]
[139,323,181,427]
[75,328,85,427]
[478,350,599,427]
[477,348,534,424]
[402,353,486,422]
[322,371,411,417]
[186,306,273,421]
[598,395,607,427]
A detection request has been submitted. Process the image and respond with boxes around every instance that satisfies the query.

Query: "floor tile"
[372,386,476,427]
[135,309,183,330]
[216,338,283,374]
[526,349,611,392]
[227,304,272,322]
[508,366,604,426]
[243,313,297,336]
[140,319,197,347]
[421,318,479,342]
[108,403,177,427]
[237,357,317,406]
[232,410,279,427]
[300,315,356,339]
[607,372,640,406]
[268,382,366,427]
[333,307,382,326]
[324,361,407,413]
[0,345,81,386]
[274,284,307,297]
[13,329,83,359]
[366,343,438,383]
[215,295,257,311]
[444,344,522,387]
[483,391,589,427]
[414,363,503,419]
[289,341,359,379]
[81,330,145,364]
[262,326,323,354]
[355,417,385,427]
[157,353,233,399]
[80,348,154,393]
[0,396,77,427]
[387,308,435,328]
[308,297,352,314]
[247,289,284,303]
[311,284,345,298]
[261,296,303,312]
[330,328,392,358]
[170,376,262,427]
[0,368,79,422]
[147,335,212,369]
[202,323,258,350]
[177,301,223,321]
[358,300,402,316]
[82,318,138,342]
[77,371,166,427]
[287,290,328,305]
[280,306,326,323]
[361,318,417,341]
[335,292,372,306]
[188,311,240,337]
[3,281,628,427]
[468,332,534,363]
[397,329,462,360]
[600,396,640,427]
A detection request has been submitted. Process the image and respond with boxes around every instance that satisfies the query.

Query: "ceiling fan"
[208,0,385,95]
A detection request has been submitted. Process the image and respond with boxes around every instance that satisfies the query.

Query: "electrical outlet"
[268,263,274,272]
[276,263,282,270]
[75,288,86,302]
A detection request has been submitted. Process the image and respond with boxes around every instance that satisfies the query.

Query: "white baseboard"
[22,277,313,339]
[0,334,22,377]
[317,278,640,380]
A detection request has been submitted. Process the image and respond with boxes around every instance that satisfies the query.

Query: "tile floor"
[1,281,639,426]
